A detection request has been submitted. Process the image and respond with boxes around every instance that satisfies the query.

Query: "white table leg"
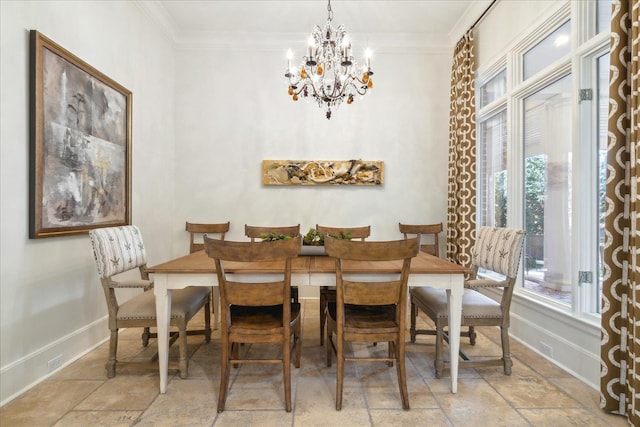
[154,274,172,394]
[447,282,463,394]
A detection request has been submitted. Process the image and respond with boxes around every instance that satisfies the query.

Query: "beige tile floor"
[0,299,630,426]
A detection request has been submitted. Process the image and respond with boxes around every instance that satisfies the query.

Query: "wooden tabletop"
[146,250,464,275]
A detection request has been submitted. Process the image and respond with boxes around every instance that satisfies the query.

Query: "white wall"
[171,45,452,254]
[0,0,176,404]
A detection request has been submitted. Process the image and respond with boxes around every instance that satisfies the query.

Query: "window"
[597,0,612,33]
[522,76,573,304]
[478,110,507,228]
[479,70,506,109]
[476,0,612,320]
[523,20,571,80]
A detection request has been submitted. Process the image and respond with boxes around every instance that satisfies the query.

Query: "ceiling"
[144,0,492,47]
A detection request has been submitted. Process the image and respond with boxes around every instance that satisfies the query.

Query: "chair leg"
[107,329,118,378]
[319,289,327,346]
[387,341,394,367]
[218,339,231,413]
[395,338,410,410]
[233,342,240,369]
[211,287,220,330]
[293,321,301,369]
[501,326,512,375]
[326,323,333,367]
[469,326,477,345]
[336,333,344,411]
[434,321,444,379]
[283,335,292,412]
[410,301,417,343]
[178,326,188,379]
[141,327,150,347]
[204,301,212,343]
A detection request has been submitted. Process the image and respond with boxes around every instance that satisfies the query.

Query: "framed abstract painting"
[29,30,132,238]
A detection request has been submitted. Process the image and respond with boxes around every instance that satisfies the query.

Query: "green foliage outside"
[494,170,507,228]
[493,155,546,270]
[525,155,546,236]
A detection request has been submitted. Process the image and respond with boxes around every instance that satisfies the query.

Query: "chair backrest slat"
[342,280,401,306]
[224,281,286,306]
[205,237,300,262]
[324,237,418,261]
[316,225,370,241]
[244,224,300,242]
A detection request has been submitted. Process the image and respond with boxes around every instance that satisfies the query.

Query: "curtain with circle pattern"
[446,29,477,267]
[601,1,639,425]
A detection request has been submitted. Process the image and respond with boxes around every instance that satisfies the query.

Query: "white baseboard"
[0,317,109,407]
[509,311,600,388]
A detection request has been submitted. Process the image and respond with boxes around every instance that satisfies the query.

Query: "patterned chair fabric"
[470,227,525,279]
[90,225,147,279]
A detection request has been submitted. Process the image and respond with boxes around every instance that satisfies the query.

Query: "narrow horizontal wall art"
[262,160,383,186]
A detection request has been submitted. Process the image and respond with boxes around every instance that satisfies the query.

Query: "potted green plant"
[300,227,355,255]
[259,232,293,241]
[303,228,323,246]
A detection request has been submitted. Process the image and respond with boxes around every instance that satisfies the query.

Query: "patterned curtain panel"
[446,29,477,266]
[601,0,640,425]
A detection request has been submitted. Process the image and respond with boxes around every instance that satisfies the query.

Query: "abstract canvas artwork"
[29,30,132,238]
[262,160,384,186]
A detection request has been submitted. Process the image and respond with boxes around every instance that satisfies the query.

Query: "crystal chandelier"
[285,0,374,119]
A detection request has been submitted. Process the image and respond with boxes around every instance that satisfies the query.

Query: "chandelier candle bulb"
[283,0,375,119]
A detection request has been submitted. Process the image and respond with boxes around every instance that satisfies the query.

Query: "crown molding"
[173,31,452,54]
[135,0,453,54]
[448,0,495,43]
[134,0,177,41]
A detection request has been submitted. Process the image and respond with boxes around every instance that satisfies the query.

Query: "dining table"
[146,249,466,394]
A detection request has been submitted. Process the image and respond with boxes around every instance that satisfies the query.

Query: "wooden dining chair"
[186,221,230,328]
[203,236,302,413]
[410,226,525,378]
[316,224,370,345]
[324,236,419,410]
[245,224,301,303]
[398,222,443,256]
[397,222,455,342]
[186,221,229,253]
[89,225,211,379]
